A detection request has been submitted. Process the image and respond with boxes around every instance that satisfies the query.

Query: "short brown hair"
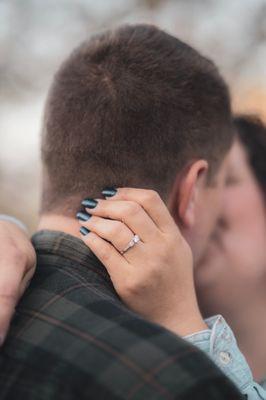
[41,24,233,214]
[234,115,266,194]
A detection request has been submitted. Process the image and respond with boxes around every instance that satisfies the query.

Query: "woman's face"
[195,138,266,316]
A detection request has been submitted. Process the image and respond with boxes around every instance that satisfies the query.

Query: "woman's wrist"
[151,298,208,337]
[160,311,208,337]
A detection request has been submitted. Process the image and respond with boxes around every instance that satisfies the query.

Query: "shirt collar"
[32,229,113,288]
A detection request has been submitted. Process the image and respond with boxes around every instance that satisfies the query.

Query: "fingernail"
[81,198,98,209]
[102,187,117,198]
[80,226,90,236]
[76,211,92,221]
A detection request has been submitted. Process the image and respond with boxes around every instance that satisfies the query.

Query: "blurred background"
[0,0,265,231]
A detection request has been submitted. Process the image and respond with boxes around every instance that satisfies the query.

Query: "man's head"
[41,24,233,261]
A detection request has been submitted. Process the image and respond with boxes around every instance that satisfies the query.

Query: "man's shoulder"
[10,255,184,364]
[1,259,186,398]
[0,237,242,399]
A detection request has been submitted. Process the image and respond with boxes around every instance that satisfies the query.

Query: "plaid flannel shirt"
[0,230,244,400]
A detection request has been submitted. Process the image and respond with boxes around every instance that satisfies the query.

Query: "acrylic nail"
[76,211,92,222]
[81,198,98,209]
[80,226,90,236]
[102,187,117,198]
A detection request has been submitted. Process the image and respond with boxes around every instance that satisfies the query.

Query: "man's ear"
[168,160,209,228]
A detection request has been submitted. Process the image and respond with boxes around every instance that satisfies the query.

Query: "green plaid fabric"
[0,230,243,399]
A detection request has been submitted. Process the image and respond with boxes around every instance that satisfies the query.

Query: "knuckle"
[119,188,129,198]
[122,282,139,299]
[88,233,98,246]
[100,247,111,263]
[111,221,124,236]
[91,217,100,230]
[144,189,160,203]
[164,230,179,246]
[124,202,141,217]
[117,276,138,299]
[123,276,146,298]
[0,289,18,307]
[153,243,171,265]
[102,223,114,237]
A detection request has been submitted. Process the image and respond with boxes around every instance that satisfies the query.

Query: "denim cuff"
[184,315,266,399]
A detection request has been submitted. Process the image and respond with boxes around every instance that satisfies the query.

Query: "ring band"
[121,235,140,255]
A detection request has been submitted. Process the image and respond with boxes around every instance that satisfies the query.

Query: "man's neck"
[38,214,81,239]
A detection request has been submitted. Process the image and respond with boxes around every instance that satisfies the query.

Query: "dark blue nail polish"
[76,211,91,221]
[81,198,98,209]
[80,226,90,236]
[102,187,117,198]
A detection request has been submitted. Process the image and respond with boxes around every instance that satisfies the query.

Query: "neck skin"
[226,288,266,382]
[38,214,81,239]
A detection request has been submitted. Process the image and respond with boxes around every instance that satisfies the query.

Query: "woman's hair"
[234,115,266,194]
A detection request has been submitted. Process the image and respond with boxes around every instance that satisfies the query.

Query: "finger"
[19,264,36,298]
[102,188,177,233]
[81,198,159,242]
[0,300,16,345]
[78,214,146,263]
[77,214,135,254]
[0,264,21,344]
[80,229,131,287]
[0,256,35,344]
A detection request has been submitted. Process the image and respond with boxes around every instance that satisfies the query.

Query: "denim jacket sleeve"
[184,315,266,399]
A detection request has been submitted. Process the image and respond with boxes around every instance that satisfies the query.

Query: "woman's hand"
[0,220,36,344]
[78,188,207,336]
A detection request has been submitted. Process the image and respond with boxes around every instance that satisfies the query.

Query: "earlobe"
[168,160,209,229]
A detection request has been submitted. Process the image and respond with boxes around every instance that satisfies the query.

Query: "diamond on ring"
[121,235,140,255]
